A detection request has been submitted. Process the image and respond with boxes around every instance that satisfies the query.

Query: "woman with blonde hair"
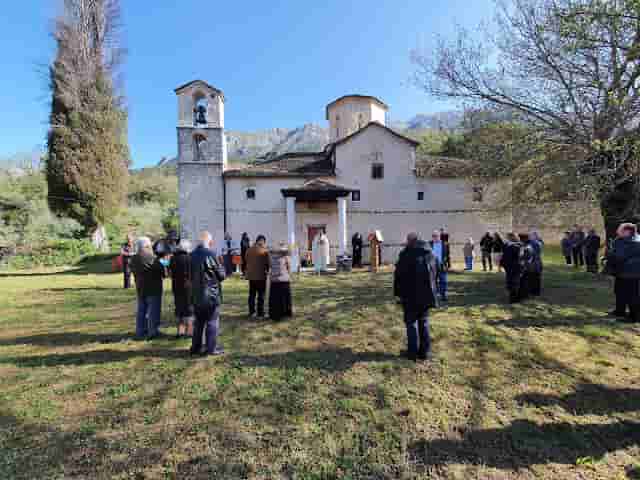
[269,242,293,321]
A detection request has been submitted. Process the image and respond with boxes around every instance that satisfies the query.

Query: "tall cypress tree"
[46,0,129,250]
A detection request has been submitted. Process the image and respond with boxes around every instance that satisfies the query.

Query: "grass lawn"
[1,248,640,479]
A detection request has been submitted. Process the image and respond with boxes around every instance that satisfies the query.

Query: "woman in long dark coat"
[502,233,523,303]
[352,232,363,268]
[169,239,195,338]
[268,243,293,321]
[240,233,251,277]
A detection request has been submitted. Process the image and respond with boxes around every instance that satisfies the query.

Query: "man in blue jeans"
[190,231,227,356]
[394,233,439,361]
[429,231,448,302]
[131,236,167,339]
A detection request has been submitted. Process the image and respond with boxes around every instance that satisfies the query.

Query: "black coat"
[480,234,494,253]
[607,237,640,279]
[394,241,439,309]
[584,234,601,256]
[241,236,250,257]
[169,249,193,318]
[492,236,504,254]
[352,234,363,252]
[190,245,226,310]
[570,231,586,249]
[131,251,166,298]
[502,241,523,290]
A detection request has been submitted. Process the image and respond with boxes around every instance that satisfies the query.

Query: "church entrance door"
[308,225,326,250]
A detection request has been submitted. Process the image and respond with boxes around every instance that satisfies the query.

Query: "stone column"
[286,196,299,272]
[338,196,348,256]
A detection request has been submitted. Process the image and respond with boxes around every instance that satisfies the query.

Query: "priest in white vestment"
[312,232,330,273]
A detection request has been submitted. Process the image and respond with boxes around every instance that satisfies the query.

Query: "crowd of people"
[561,225,602,273]
[122,231,292,357]
[120,220,639,362]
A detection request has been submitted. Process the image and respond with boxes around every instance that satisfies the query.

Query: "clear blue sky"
[0,0,494,168]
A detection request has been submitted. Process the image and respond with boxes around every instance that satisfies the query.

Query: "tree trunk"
[600,179,640,242]
[90,224,109,252]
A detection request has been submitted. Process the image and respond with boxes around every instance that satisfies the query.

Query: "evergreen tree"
[46,0,129,250]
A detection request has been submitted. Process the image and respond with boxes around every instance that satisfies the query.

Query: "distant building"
[176,80,510,269]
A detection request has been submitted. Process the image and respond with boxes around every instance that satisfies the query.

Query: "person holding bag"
[189,231,226,356]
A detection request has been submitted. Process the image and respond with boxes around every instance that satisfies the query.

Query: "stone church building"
[175,80,509,270]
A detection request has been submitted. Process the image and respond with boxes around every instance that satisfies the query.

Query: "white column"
[286,196,299,272]
[338,196,348,256]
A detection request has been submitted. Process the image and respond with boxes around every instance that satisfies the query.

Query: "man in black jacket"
[394,233,439,361]
[190,231,226,356]
[607,223,640,323]
[584,228,601,274]
[502,233,523,303]
[131,237,167,339]
[570,225,586,268]
[480,232,494,272]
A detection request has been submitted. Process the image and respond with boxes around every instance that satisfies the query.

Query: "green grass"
[1,248,639,479]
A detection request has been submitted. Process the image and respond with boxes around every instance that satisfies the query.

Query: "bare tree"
[412,0,640,237]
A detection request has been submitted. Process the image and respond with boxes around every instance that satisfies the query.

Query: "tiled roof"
[174,80,225,100]
[223,152,334,178]
[326,95,389,119]
[329,122,420,150]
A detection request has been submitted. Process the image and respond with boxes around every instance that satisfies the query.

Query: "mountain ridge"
[158,111,463,167]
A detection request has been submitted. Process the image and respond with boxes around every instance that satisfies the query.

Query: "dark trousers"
[615,278,640,320]
[564,255,572,265]
[191,305,220,354]
[123,261,131,289]
[506,269,522,303]
[403,305,430,358]
[585,252,599,273]
[519,272,530,301]
[437,270,448,300]
[572,247,584,267]
[353,249,362,268]
[249,280,267,316]
[528,272,542,296]
[136,295,161,338]
[482,251,493,271]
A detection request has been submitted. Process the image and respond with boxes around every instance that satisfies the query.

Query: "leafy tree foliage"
[46,0,129,246]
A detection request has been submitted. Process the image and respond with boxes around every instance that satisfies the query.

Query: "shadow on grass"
[232,347,399,373]
[516,383,640,416]
[0,332,133,347]
[409,419,640,471]
[1,345,398,371]
[0,408,165,480]
[0,346,188,367]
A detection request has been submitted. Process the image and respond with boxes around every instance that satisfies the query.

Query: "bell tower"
[175,80,227,241]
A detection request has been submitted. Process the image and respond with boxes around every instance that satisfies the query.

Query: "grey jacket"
[270,250,291,283]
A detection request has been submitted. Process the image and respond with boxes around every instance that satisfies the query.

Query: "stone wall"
[327,97,387,143]
[178,163,225,243]
[177,128,226,166]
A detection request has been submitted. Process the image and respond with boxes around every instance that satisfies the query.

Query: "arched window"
[193,134,207,162]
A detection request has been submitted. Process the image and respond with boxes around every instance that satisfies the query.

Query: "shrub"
[2,239,97,270]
